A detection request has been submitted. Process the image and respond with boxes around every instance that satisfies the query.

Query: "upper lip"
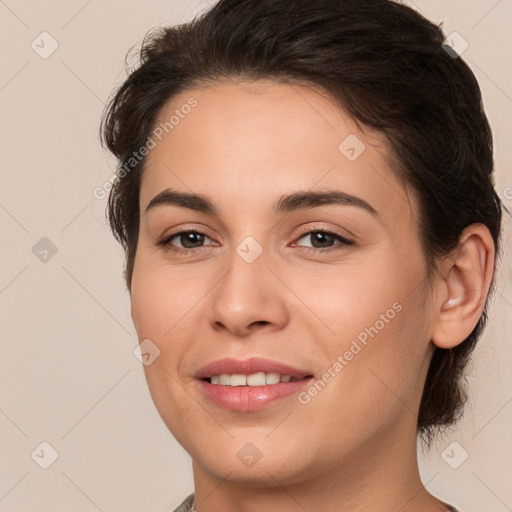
[195,357,314,380]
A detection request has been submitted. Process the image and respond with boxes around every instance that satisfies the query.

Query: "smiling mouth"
[202,372,314,386]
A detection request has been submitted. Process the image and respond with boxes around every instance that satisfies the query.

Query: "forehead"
[140,79,415,226]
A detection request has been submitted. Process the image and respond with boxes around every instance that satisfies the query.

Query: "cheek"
[130,258,200,433]
[300,250,431,393]
[298,293,430,451]
[130,252,209,374]
[130,275,166,339]
[130,252,182,338]
[297,252,418,340]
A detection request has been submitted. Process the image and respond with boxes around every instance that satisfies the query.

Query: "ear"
[431,223,495,349]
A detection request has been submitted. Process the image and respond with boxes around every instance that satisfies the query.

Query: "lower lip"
[198,378,313,411]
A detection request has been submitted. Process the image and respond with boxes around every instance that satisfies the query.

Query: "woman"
[100,0,502,510]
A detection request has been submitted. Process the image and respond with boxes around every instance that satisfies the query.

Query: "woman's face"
[131,79,436,485]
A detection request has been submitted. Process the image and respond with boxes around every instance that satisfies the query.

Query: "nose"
[207,247,289,338]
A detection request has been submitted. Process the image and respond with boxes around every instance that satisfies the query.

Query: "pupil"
[182,232,204,248]
[312,232,333,248]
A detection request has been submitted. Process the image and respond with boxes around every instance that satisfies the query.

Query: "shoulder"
[170,493,194,512]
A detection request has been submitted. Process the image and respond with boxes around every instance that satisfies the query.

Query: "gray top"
[171,493,194,512]
[171,493,460,511]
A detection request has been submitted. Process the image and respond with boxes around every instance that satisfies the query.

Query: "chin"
[186,435,322,487]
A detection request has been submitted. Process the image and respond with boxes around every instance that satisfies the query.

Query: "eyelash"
[156,226,354,256]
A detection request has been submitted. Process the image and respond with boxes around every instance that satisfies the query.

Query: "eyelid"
[292,222,357,242]
[155,227,215,251]
[292,223,355,244]
[156,223,215,242]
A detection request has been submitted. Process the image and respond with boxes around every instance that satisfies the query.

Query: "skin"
[129,79,494,511]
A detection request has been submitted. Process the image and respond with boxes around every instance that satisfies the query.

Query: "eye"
[292,228,354,252]
[156,230,215,254]
[156,227,354,255]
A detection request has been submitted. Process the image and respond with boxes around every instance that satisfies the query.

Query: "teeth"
[219,374,231,385]
[208,372,300,386]
[247,372,266,386]
[230,374,247,386]
[265,372,281,385]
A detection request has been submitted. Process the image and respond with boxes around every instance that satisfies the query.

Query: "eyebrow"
[145,188,378,217]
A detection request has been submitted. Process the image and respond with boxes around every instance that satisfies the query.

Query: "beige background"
[0,1,511,511]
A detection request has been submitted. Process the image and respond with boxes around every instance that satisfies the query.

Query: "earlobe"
[431,223,495,349]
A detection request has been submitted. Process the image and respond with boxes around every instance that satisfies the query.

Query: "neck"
[190,417,448,512]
